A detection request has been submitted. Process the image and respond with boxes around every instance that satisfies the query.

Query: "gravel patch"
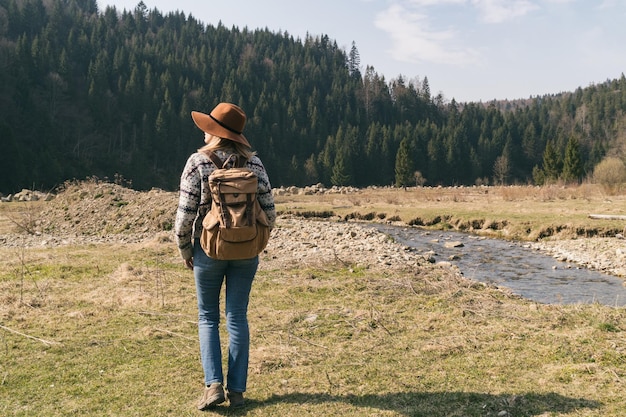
[261,217,435,272]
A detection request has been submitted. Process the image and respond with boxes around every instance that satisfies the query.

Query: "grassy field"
[1,184,625,416]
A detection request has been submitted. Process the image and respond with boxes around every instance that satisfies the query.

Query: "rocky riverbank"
[266,218,626,281]
[0,180,451,276]
[531,237,626,278]
[4,210,626,284]
[2,180,626,282]
[261,216,438,273]
[0,214,449,276]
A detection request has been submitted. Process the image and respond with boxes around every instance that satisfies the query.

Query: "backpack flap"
[209,169,257,195]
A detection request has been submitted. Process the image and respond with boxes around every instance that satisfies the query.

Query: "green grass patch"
[1,236,625,416]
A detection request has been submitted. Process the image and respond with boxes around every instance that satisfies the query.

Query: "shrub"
[592,157,626,195]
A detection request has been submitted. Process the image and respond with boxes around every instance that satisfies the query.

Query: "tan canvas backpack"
[200,151,271,260]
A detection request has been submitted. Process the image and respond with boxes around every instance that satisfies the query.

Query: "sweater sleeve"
[174,155,203,260]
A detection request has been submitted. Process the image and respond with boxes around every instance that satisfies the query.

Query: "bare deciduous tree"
[493,155,510,185]
[414,171,426,187]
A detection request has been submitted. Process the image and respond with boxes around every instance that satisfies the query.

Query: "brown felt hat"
[191,103,250,148]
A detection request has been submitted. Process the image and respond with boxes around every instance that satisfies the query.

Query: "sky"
[101,0,626,103]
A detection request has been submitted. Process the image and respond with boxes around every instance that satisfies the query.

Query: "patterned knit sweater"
[174,150,276,261]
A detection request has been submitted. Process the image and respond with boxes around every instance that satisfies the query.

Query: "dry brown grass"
[276,184,626,241]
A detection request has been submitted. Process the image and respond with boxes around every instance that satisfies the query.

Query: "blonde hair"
[198,133,256,160]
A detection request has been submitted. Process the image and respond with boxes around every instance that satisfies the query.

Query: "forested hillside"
[1,0,625,193]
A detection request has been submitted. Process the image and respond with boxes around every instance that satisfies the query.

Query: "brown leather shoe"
[226,390,245,408]
[197,383,225,410]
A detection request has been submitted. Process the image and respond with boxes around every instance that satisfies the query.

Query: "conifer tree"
[348,41,361,78]
[395,137,414,187]
[542,141,562,182]
[562,137,583,183]
[330,150,352,186]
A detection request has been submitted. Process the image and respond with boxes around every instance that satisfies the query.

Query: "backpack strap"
[205,151,225,168]
[235,155,248,168]
[206,150,247,168]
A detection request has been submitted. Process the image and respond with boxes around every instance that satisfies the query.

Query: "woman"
[174,103,276,410]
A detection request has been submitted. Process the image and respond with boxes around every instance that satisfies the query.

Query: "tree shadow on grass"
[211,390,600,416]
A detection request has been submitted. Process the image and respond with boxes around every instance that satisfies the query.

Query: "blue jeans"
[193,240,258,392]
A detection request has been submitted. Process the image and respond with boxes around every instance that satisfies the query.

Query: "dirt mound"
[39,179,178,236]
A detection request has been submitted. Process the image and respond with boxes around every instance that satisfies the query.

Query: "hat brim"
[191,111,251,148]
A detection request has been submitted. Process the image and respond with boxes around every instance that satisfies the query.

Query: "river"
[371,224,626,306]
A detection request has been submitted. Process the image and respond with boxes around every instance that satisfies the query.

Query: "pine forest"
[1,0,626,193]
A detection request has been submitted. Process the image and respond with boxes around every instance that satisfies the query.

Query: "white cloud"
[374,0,540,68]
[596,0,622,10]
[405,0,539,21]
[406,0,465,5]
[471,0,539,23]
[375,3,481,66]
